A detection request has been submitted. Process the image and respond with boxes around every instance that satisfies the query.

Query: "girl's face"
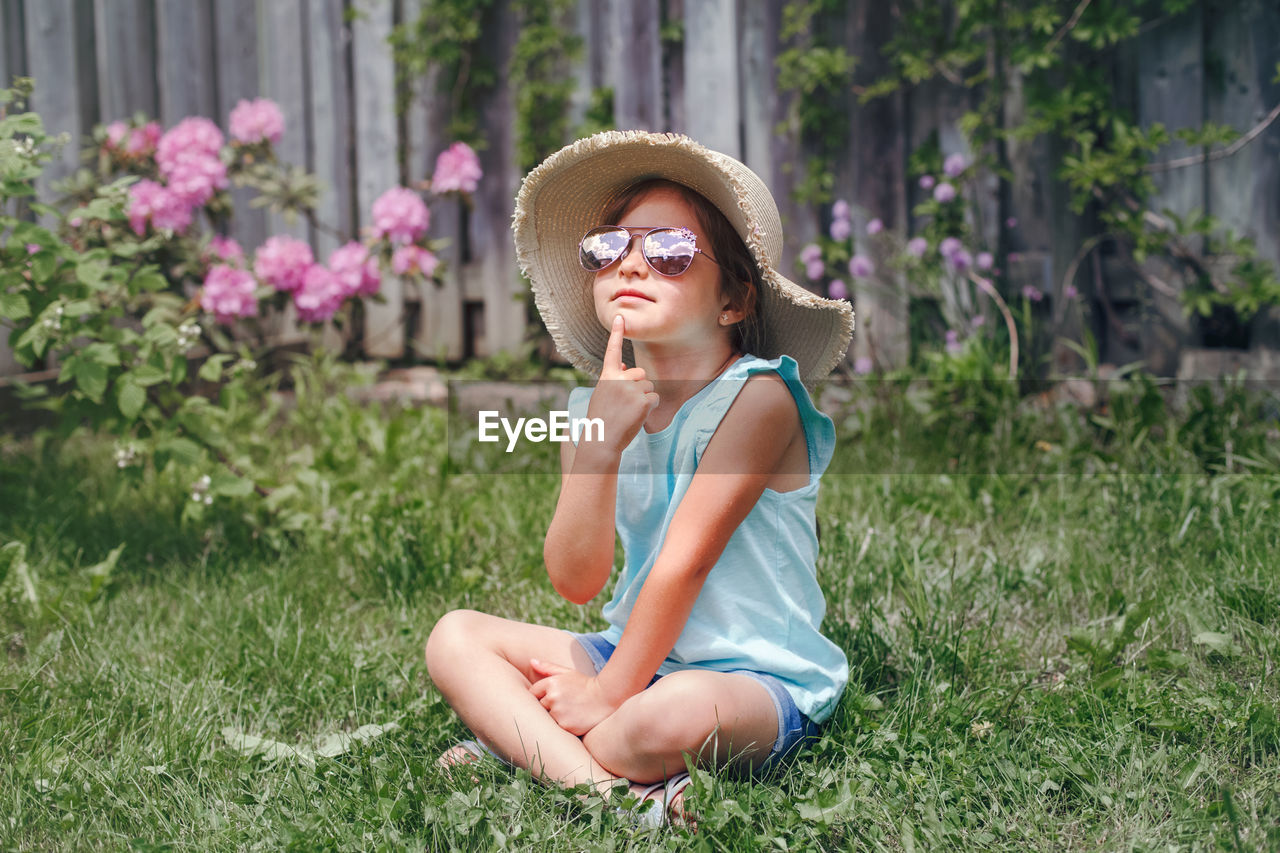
[591,188,739,351]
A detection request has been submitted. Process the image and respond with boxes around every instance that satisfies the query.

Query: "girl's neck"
[633,341,741,411]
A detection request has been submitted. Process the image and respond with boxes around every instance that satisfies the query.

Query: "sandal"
[436,739,506,771]
[618,772,693,829]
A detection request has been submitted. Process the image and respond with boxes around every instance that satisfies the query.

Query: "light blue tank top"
[566,353,848,723]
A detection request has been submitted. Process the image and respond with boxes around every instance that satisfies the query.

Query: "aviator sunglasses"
[578,225,722,277]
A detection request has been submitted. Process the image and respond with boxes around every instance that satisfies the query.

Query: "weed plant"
[1,368,1278,851]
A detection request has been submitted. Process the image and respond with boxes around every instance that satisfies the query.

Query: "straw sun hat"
[512,130,853,386]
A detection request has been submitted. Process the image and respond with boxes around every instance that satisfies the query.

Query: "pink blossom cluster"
[229,98,285,146]
[127,116,229,235]
[392,245,439,279]
[208,235,245,267]
[829,199,852,242]
[104,121,161,158]
[128,179,193,235]
[201,265,257,322]
[848,254,875,279]
[328,242,381,297]
[431,142,483,194]
[253,235,314,293]
[372,187,430,245]
[800,243,824,281]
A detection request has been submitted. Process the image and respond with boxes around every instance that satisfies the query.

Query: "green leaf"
[84,543,124,603]
[82,342,122,367]
[211,471,254,498]
[127,365,168,386]
[157,437,201,467]
[76,255,110,289]
[198,354,231,382]
[1191,631,1239,657]
[31,251,57,281]
[0,541,38,606]
[0,291,30,321]
[116,379,146,419]
[73,358,109,402]
[134,270,168,293]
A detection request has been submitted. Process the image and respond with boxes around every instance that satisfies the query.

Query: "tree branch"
[1145,101,1280,172]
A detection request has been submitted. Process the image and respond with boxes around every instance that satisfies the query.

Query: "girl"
[425,130,853,826]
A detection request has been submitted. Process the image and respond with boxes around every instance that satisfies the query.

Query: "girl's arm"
[531,372,802,732]
[543,315,658,604]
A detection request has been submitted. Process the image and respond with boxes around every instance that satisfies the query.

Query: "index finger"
[602,314,626,373]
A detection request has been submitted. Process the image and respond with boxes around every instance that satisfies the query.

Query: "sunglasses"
[578,225,721,277]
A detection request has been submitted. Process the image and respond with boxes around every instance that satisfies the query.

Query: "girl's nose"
[618,234,648,277]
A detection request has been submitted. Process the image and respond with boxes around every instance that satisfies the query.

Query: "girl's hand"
[527,658,620,736]
[585,315,659,455]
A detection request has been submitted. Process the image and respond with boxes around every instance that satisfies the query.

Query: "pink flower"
[126,122,162,157]
[866,218,883,236]
[431,142,483,194]
[906,236,928,258]
[165,154,228,206]
[828,279,848,300]
[371,187,430,244]
[939,237,962,259]
[971,314,987,329]
[919,175,936,190]
[25,243,40,255]
[104,121,129,149]
[127,179,193,235]
[391,244,440,279]
[849,255,875,279]
[853,356,873,375]
[976,251,994,270]
[208,235,245,267]
[948,248,972,271]
[156,117,224,174]
[1064,284,1079,300]
[933,182,957,203]
[831,199,850,221]
[1008,251,1023,263]
[943,153,967,178]
[329,242,381,296]
[945,329,963,354]
[800,243,823,265]
[201,264,257,322]
[1005,216,1018,229]
[253,235,314,293]
[829,217,851,241]
[804,258,826,281]
[1022,285,1044,302]
[294,264,345,323]
[228,98,285,145]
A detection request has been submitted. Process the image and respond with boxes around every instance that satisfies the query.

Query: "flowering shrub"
[0,78,481,525]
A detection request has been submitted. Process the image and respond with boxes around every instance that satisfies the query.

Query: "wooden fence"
[2,0,1279,381]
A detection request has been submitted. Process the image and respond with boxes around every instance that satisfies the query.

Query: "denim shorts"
[570,631,819,772]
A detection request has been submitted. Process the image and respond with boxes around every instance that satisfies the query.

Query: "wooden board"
[155,0,217,124]
[93,0,159,121]
[351,0,404,358]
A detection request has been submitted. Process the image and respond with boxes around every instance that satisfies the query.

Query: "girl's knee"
[424,608,484,678]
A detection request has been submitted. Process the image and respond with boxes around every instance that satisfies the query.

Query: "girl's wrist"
[570,443,622,474]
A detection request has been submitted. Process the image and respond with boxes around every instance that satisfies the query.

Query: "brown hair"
[600,179,762,353]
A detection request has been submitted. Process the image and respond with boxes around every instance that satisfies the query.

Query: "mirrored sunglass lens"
[580,228,629,270]
[644,229,696,276]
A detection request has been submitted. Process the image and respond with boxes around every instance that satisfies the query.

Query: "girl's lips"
[611,288,654,302]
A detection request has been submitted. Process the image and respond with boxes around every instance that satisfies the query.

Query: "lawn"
[1,371,1278,851]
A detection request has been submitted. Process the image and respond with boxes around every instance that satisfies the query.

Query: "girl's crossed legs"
[424,609,780,800]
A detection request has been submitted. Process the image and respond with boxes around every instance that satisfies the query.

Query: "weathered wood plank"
[351,0,404,358]
[682,0,737,156]
[466,0,523,358]
[93,0,158,121]
[306,0,354,253]
[1135,3,1203,371]
[606,0,663,131]
[212,0,267,254]
[1207,0,1280,349]
[155,0,217,123]
[402,0,464,361]
[259,0,311,246]
[24,0,81,191]
[846,0,907,369]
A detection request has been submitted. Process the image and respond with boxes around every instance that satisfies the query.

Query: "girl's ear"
[719,289,749,326]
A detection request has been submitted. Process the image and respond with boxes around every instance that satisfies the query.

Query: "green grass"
[1,376,1278,851]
